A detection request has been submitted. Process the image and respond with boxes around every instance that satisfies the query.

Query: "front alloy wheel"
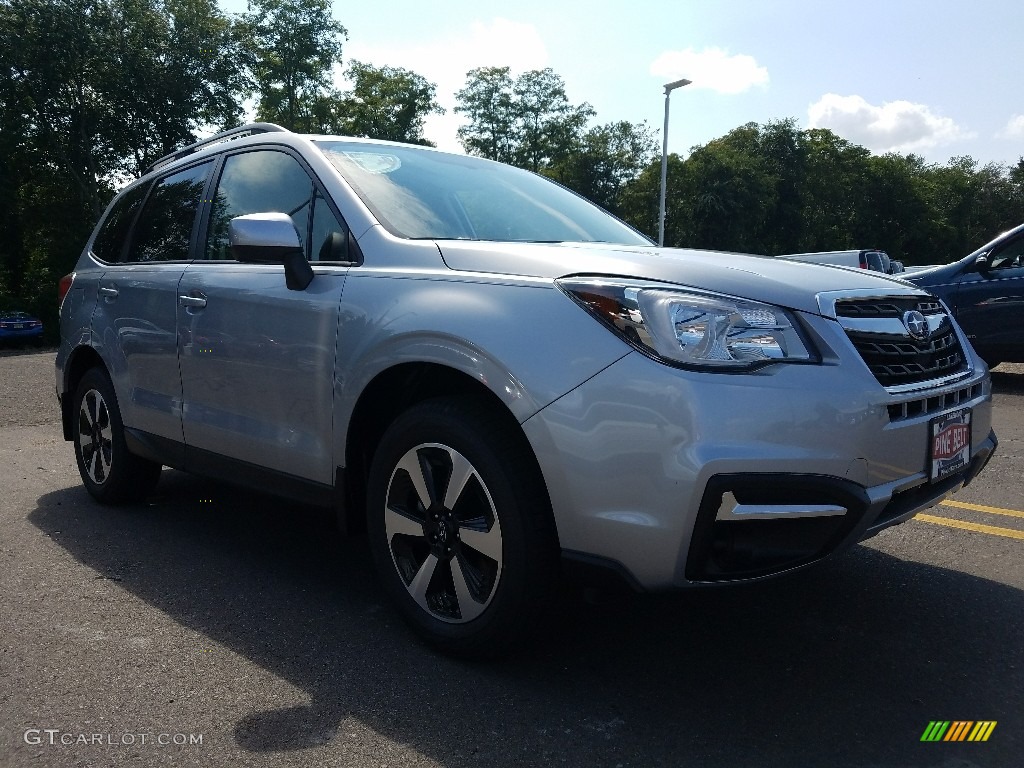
[367,398,557,657]
[385,443,503,623]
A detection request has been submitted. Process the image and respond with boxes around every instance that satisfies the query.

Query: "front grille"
[835,297,968,387]
[835,298,943,318]
[887,381,985,422]
[846,326,964,386]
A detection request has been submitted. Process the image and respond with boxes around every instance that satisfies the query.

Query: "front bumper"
[522,343,995,591]
[683,438,995,582]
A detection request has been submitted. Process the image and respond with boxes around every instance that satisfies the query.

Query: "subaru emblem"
[903,310,929,339]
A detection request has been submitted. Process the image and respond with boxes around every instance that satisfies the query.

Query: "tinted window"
[127,162,212,263]
[310,191,349,262]
[206,150,313,261]
[92,183,149,263]
[989,236,1024,270]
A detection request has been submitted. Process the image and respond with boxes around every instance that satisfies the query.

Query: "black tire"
[72,367,161,504]
[366,397,557,657]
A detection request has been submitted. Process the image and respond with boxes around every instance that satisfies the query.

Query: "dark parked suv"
[905,223,1024,367]
[56,124,996,655]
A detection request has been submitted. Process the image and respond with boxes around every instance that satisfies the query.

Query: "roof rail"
[144,123,290,176]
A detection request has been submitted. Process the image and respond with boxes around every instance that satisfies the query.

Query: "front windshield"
[315,140,651,245]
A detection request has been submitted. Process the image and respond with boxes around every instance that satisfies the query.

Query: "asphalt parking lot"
[1,349,1022,767]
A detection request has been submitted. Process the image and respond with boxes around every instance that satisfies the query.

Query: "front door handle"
[178,295,207,309]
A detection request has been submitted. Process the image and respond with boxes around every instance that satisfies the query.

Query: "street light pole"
[658,77,692,247]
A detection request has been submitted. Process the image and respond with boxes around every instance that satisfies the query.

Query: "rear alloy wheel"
[72,367,161,503]
[367,398,556,657]
[78,386,114,486]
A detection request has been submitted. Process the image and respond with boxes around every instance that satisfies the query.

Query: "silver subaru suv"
[57,124,997,655]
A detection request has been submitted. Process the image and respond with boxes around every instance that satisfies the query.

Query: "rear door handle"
[178,295,207,309]
[98,286,118,298]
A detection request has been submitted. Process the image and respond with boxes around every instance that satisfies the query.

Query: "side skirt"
[123,428,336,508]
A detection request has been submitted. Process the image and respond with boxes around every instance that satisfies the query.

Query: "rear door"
[91,160,213,445]
[177,147,351,484]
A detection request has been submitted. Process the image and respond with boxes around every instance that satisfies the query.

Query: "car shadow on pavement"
[30,471,1021,767]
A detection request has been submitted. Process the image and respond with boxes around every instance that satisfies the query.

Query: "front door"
[954,232,1024,363]
[177,148,352,484]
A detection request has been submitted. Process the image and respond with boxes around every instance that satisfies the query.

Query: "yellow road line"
[916,514,1024,540]
[941,499,1024,520]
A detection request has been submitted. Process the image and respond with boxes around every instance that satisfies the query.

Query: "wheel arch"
[60,345,108,441]
[341,362,556,543]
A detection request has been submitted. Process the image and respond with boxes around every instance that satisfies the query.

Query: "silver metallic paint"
[57,130,998,593]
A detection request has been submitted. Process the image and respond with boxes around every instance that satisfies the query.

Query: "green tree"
[2,0,245,208]
[511,68,594,172]
[336,60,444,145]
[681,137,778,252]
[653,120,805,254]
[3,0,119,220]
[110,0,249,174]
[1010,158,1024,191]
[754,119,807,254]
[551,121,658,215]
[455,67,593,172]
[860,153,935,263]
[922,156,1024,260]
[0,0,247,339]
[239,0,346,132]
[797,128,872,252]
[616,155,673,243]
[454,66,517,163]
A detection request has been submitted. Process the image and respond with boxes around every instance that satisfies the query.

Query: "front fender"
[331,269,630,465]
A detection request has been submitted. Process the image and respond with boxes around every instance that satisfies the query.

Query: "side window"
[865,251,888,272]
[206,150,312,261]
[91,183,149,263]
[989,236,1024,271]
[127,162,212,263]
[310,191,350,262]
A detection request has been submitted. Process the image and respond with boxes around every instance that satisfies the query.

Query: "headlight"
[558,277,816,370]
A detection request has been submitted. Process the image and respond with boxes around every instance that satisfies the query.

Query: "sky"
[219,0,1024,168]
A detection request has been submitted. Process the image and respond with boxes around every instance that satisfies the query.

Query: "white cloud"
[997,114,1024,139]
[344,18,549,152]
[649,47,769,95]
[807,94,973,153]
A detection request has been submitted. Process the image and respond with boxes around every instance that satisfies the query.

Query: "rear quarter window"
[91,183,149,263]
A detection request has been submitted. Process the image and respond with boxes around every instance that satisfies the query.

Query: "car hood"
[436,241,919,315]
[903,259,967,287]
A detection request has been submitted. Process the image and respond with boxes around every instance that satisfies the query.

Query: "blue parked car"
[905,223,1024,368]
[0,311,44,343]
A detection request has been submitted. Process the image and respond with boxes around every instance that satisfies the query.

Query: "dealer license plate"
[930,409,971,482]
